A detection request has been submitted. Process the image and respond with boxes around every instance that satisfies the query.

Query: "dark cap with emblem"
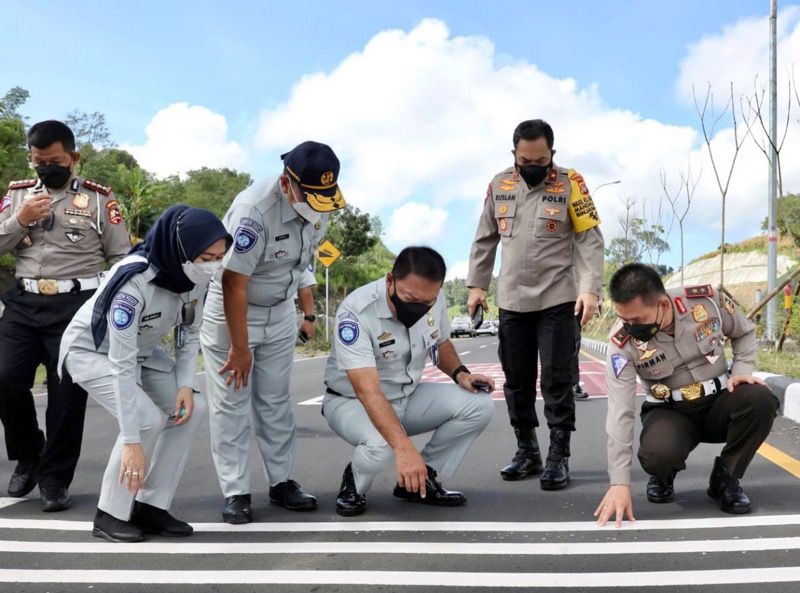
[281,141,346,213]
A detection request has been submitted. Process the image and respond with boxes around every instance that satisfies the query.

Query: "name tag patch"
[142,312,161,322]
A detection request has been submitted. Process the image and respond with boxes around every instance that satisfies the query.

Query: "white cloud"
[123,103,246,178]
[385,201,448,246]
[446,260,470,281]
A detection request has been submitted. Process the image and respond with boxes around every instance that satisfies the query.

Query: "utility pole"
[767,0,778,340]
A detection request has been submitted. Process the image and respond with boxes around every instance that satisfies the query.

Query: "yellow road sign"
[316,240,341,268]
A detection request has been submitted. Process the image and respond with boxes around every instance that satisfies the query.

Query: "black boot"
[707,456,751,514]
[646,472,676,503]
[500,427,543,481]
[540,428,570,491]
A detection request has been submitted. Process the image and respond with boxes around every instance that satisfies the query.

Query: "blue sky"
[3,0,800,278]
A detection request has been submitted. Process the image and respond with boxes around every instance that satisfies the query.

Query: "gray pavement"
[1,335,799,592]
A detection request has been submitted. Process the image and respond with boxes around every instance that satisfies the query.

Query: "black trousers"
[572,319,581,385]
[638,384,780,480]
[0,288,93,489]
[498,302,578,432]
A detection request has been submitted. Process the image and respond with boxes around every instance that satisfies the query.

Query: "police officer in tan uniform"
[0,120,130,511]
[467,119,604,490]
[596,263,779,527]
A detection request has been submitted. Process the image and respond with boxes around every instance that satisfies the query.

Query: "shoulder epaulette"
[610,325,630,347]
[82,179,112,195]
[684,284,714,298]
[7,179,37,190]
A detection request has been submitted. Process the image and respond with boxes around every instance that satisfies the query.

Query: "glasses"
[182,301,195,326]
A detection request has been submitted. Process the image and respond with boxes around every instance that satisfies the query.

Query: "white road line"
[2,515,800,533]
[0,498,24,510]
[480,344,487,348]
[458,351,471,355]
[298,395,324,406]
[1,567,798,587]
[1,537,798,556]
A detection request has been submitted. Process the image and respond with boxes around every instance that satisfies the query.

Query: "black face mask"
[35,162,72,189]
[390,285,430,329]
[623,304,664,342]
[516,162,551,187]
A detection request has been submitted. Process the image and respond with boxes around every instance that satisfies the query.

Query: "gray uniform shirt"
[0,176,130,279]
[324,278,451,400]
[59,255,205,443]
[466,165,604,312]
[205,176,328,309]
[604,286,757,485]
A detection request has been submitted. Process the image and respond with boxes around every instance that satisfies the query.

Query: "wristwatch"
[303,314,316,322]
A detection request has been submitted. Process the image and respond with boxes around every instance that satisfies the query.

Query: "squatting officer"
[466,119,604,490]
[200,141,344,524]
[596,263,779,527]
[0,120,130,512]
[322,246,495,517]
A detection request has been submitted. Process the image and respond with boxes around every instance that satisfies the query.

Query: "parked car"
[450,316,475,338]
[476,319,499,336]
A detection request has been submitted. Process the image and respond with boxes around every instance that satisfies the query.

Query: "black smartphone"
[298,330,309,344]
[472,380,491,393]
[472,306,484,330]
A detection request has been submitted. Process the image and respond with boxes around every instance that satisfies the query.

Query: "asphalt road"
[1,335,799,592]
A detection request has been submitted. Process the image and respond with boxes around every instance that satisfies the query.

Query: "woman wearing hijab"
[59,205,232,542]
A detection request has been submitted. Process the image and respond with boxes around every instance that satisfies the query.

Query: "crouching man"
[323,246,494,516]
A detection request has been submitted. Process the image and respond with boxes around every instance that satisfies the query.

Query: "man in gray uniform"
[596,263,779,527]
[323,246,495,516]
[0,120,130,511]
[201,141,345,523]
[466,119,604,490]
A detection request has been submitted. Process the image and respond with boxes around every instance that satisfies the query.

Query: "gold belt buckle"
[679,383,703,401]
[37,279,59,296]
[650,384,671,400]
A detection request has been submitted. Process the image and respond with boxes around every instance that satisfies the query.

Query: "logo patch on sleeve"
[111,302,135,330]
[239,217,264,233]
[611,354,629,378]
[337,320,360,346]
[233,227,258,253]
[0,195,11,213]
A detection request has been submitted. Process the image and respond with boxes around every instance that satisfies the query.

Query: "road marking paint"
[0,498,24,510]
[480,344,487,348]
[298,395,324,406]
[1,537,798,556]
[3,515,800,533]
[1,567,798,586]
[758,442,800,479]
[458,351,471,355]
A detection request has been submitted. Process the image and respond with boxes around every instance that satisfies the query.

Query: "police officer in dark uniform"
[466,119,604,490]
[596,263,779,527]
[0,120,131,511]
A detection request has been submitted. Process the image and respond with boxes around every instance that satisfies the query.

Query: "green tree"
[181,167,253,218]
[605,217,669,266]
[0,87,31,188]
[64,110,114,173]
[762,193,800,250]
[326,206,377,260]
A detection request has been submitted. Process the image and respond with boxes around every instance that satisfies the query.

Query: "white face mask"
[288,184,322,226]
[182,260,221,287]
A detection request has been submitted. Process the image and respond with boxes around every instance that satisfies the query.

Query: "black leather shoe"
[131,501,193,536]
[8,461,38,498]
[269,479,317,511]
[572,384,589,399]
[92,509,144,543]
[707,456,751,514]
[500,427,543,481]
[393,465,466,506]
[40,487,71,512]
[540,428,571,491]
[222,494,253,524]
[646,473,675,504]
[336,463,367,517]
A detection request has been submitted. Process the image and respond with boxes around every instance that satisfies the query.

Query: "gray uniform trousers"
[323,382,493,494]
[70,358,207,521]
[200,296,297,497]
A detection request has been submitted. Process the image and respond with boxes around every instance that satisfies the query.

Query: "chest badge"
[544,207,561,217]
[498,204,508,215]
[634,339,658,361]
[315,221,322,230]
[691,304,709,323]
[72,193,90,209]
[498,218,508,232]
[705,353,720,365]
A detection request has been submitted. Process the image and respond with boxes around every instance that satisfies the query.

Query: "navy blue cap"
[281,141,345,212]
